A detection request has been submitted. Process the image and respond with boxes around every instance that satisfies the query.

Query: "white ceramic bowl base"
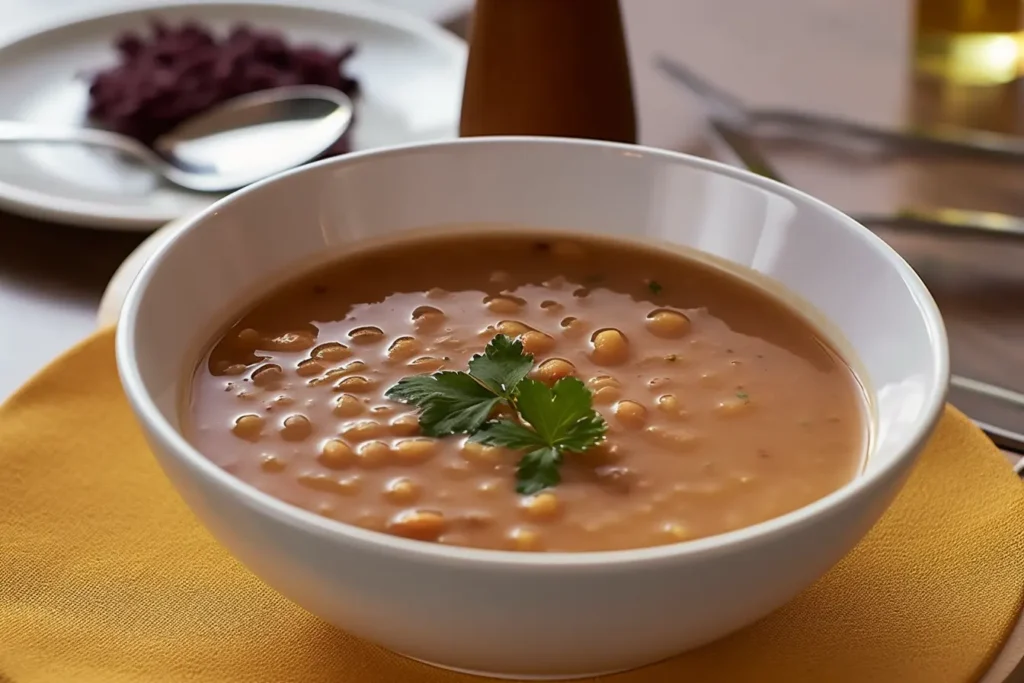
[116,137,948,679]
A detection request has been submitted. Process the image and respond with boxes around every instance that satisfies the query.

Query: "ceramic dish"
[0,0,465,230]
[116,137,948,679]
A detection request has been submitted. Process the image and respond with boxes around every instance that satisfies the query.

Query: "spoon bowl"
[153,86,355,191]
[0,85,354,193]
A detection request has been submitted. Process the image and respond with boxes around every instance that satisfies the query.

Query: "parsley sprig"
[385,335,607,494]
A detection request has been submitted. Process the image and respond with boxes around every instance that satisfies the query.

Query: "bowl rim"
[116,135,950,568]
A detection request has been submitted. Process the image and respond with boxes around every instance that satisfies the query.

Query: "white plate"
[0,0,465,230]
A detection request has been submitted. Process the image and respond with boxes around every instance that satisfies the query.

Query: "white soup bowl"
[116,137,948,679]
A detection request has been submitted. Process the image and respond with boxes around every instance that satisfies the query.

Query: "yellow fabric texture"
[1,330,1023,683]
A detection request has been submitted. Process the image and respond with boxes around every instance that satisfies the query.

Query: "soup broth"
[183,229,867,552]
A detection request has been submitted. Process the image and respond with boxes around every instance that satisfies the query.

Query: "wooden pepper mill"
[459,0,638,144]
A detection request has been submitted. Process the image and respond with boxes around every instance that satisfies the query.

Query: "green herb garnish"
[386,335,608,494]
[384,335,529,437]
[475,376,607,494]
[466,334,534,399]
[647,280,663,295]
[736,390,749,401]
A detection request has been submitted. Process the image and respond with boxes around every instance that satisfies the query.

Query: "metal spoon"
[0,85,354,193]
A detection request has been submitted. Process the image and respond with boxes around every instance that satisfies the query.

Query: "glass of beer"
[915,0,1024,84]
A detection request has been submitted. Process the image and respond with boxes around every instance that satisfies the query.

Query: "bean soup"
[183,229,867,552]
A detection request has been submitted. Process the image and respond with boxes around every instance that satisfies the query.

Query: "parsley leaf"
[388,335,608,494]
[647,280,663,295]
[472,419,548,451]
[385,372,499,437]
[515,448,563,495]
[515,378,606,452]
[467,335,534,398]
[387,335,530,436]
[471,421,569,491]
[474,377,607,493]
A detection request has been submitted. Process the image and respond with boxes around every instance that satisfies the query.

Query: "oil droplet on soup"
[183,229,867,552]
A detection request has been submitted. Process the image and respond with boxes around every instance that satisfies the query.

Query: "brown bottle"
[459,0,638,143]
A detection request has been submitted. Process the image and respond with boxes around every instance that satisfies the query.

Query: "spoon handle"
[854,207,1024,241]
[0,121,156,162]
[749,109,1024,163]
[709,119,1024,242]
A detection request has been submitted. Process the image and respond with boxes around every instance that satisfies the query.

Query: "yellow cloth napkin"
[1,330,1023,683]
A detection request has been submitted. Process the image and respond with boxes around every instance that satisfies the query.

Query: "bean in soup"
[183,229,867,552]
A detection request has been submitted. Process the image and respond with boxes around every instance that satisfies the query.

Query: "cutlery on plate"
[706,119,1024,241]
[655,54,1024,164]
[0,85,353,193]
[701,120,1024,458]
[657,59,1024,242]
